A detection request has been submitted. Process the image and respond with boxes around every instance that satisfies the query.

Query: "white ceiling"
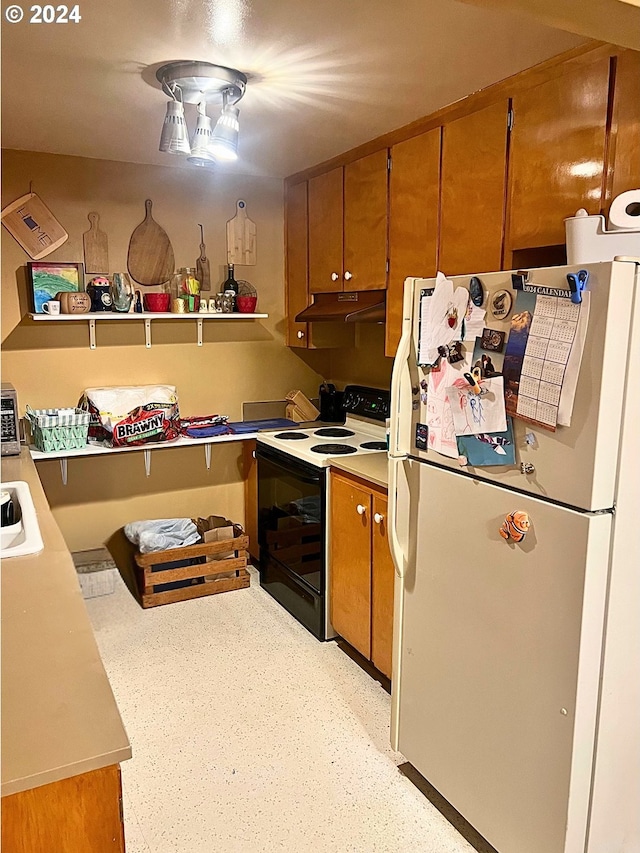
[0,0,592,178]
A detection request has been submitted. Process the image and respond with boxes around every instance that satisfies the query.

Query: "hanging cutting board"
[226,200,256,265]
[196,224,211,291]
[1,191,68,259]
[83,212,109,273]
[127,199,175,286]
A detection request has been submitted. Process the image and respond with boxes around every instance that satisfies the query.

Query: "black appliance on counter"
[318,383,345,424]
[256,385,390,640]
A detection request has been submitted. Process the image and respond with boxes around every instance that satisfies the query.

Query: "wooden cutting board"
[1,191,68,259]
[127,199,175,286]
[196,224,211,291]
[83,212,109,273]
[226,200,256,266]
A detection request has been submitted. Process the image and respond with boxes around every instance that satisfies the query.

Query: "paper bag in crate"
[195,515,244,581]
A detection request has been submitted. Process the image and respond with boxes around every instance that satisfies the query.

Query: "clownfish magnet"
[499,511,530,543]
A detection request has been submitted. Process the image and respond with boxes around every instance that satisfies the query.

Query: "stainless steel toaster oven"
[1,383,21,456]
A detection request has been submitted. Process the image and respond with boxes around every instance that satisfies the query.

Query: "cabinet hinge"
[507,108,514,131]
[387,153,392,172]
[386,258,390,273]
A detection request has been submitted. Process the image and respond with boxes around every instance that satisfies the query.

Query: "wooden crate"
[134,535,250,608]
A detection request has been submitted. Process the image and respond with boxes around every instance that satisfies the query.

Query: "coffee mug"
[42,300,61,315]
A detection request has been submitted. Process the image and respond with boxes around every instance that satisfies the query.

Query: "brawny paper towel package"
[565,189,640,264]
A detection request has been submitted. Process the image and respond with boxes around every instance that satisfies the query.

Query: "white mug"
[42,300,61,315]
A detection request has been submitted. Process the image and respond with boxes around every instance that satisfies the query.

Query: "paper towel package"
[565,189,640,264]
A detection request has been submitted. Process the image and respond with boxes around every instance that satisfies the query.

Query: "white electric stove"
[257,385,390,466]
[256,386,390,640]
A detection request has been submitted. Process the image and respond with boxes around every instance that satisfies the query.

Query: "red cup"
[143,293,170,312]
[236,295,258,313]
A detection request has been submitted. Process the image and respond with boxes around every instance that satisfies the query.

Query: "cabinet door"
[1,765,125,853]
[371,491,394,679]
[387,129,440,357]
[308,167,343,293]
[607,50,640,208]
[507,58,611,250]
[439,101,509,276]
[285,181,310,347]
[344,150,389,292]
[330,473,372,658]
[243,439,258,562]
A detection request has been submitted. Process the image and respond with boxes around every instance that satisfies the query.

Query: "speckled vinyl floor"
[86,567,476,853]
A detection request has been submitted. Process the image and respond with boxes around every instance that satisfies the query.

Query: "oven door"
[257,444,326,638]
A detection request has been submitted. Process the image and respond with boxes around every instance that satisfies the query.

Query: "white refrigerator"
[387,260,640,853]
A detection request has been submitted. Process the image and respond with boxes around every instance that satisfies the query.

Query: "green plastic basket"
[26,406,90,453]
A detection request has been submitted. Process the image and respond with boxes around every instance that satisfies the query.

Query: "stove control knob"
[356,504,366,516]
[373,513,384,524]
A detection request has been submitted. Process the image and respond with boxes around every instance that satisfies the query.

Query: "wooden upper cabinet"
[285,181,309,346]
[607,50,640,211]
[439,101,509,276]
[507,57,611,251]
[343,150,389,292]
[387,129,440,357]
[308,167,343,293]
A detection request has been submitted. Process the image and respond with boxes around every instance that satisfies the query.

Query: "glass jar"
[178,267,200,297]
[111,272,134,312]
[169,268,200,312]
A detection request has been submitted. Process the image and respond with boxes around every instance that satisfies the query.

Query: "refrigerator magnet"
[415,423,428,450]
[490,290,512,320]
[499,510,530,542]
[480,328,506,352]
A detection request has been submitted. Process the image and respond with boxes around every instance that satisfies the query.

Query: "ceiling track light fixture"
[154,60,247,166]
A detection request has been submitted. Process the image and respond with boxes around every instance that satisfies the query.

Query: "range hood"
[295,291,386,323]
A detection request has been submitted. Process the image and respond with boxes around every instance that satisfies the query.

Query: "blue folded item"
[182,423,234,438]
[227,418,299,433]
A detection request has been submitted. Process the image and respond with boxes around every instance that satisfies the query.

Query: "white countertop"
[1,450,131,797]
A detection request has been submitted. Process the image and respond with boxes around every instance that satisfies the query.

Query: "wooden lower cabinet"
[329,470,394,679]
[1,764,125,853]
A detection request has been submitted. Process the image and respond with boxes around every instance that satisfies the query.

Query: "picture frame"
[27,261,84,313]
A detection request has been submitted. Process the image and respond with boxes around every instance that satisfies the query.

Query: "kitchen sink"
[1,481,44,559]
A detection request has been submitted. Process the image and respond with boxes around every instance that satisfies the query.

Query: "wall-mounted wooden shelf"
[28,311,268,349]
[29,432,256,485]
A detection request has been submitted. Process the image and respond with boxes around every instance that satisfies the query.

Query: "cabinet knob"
[344,271,353,281]
[356,504,366,515]
[331,272,340,281]
[373,513,384,524]
[296,330,305,339]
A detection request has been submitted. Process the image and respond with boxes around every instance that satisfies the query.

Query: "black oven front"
[256,444,328,640]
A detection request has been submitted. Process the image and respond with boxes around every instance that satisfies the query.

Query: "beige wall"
[1,149,331,550]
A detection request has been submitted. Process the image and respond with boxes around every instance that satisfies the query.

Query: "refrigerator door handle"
[389,283,413,458]
[388,455,407,579]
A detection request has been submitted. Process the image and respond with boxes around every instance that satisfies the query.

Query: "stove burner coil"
[310,443,357,455]
[360,441,387,450]
[274,432,309,440]
[313,427,355,438]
